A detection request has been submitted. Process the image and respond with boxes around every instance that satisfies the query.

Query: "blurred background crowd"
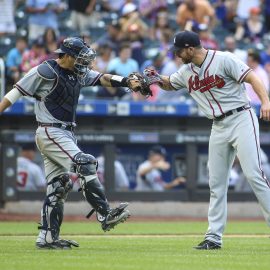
[1,0,270,193]
[0,0,270,104]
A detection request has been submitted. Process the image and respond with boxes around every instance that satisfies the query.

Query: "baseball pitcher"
[133,30,270,249]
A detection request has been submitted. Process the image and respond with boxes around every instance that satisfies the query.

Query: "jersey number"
[17,171,28,187]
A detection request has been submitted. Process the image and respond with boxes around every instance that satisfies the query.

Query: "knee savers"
[74,152,97,176]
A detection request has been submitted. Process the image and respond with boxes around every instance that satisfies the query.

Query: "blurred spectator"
[139,0,167,24]
[140,51,164,73]
[236,0,260,21]
[6,36,28,85]
[159,30,174,60]
[228,158,241,188]
[17,143,46,191]
[176,0,216,31]
[260,43,270,66]
[119,2,149,39]
[196,24,219,50]
[94,20,123,53]
[161,54,182,76]
[99,0,126,12]
[20,37,47,74]
[136,145,186,191]
[223,36,247,62]
[94,44,113,73]
[107,43,139,77]
[97,153,130,191]
[68,0,99,34]
[211,0,227,27]
[126,22,146,67]
[26,0,66,41]
[245,7,264,42]
[43,27,58,58]
[0,0,16,36]
[150,11,173,42]
[245,49,269,105]
[263,0,270,33]
[97,43,137,99]
[156,54,187,101]
[235,7,264,43]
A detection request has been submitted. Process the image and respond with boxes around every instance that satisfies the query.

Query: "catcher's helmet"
[54,37,96,85]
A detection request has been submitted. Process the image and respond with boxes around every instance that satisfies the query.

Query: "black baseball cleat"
[102,202,131,232]
[193,240,221,250]
[36,239,79,250]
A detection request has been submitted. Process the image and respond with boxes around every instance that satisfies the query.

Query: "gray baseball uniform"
[136,160,165,191]
[170,50,270,245]
[3,37,131,249]
[15,64,101,182]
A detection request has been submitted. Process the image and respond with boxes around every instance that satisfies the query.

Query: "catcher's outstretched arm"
[97,73,143,92]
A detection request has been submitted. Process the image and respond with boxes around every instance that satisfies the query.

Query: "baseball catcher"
[0,37,137,250]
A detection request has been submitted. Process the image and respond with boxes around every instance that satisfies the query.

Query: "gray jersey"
[96,156,129,190]
[170,50,252,119]
[17,156,46,191]
[136,161,164,191]
[15,64,101,124]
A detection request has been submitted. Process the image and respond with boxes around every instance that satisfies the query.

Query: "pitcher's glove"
[126,69,163,97]
[126,72,153,96]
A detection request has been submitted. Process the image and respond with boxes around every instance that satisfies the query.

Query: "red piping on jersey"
[238,68,252,83]
[44,127,75,162]
[208,90,224,114]
[15,84,33,97]
[205,95,216,118]
[191,65,199,75]
[204,51,224,115]
[168,75,178,90]
[249,111,270,188]
[204,51,216,77]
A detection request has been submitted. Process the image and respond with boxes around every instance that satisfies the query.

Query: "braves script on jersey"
[170,50,251,118]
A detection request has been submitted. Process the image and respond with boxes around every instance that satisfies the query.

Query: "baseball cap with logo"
[171,30,201,52]
[149,145,167,156]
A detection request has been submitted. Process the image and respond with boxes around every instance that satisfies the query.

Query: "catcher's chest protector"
[44,60,81,122]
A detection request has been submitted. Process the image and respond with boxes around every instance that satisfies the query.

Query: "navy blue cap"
[21,143,36,151]
[171,30,201,51]
[149,145,167,156]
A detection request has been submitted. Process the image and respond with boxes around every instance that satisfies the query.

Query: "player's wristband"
[4,88,22,104]
[110,75,128,87]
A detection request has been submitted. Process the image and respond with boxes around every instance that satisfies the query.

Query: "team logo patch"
[68,75,75,81]
[188,72,225,93]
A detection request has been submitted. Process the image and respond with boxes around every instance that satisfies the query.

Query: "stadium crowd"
[1,0,270,192]
[0,0,270,104]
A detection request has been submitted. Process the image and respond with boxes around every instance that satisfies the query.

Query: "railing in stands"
[0,58,5,99]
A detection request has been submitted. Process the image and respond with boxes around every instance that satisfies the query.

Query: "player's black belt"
[214,106,251,121]
[37,122,75,131]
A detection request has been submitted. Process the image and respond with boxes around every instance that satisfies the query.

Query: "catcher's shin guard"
[73,152,110,219]
[80,177,110,218]
[38,174,73,243]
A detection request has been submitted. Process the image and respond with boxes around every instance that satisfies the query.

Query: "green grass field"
[0,220,269,270]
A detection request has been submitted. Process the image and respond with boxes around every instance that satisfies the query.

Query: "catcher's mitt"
[126,72,153,96]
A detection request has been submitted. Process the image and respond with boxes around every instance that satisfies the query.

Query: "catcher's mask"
[55,37,97,85]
